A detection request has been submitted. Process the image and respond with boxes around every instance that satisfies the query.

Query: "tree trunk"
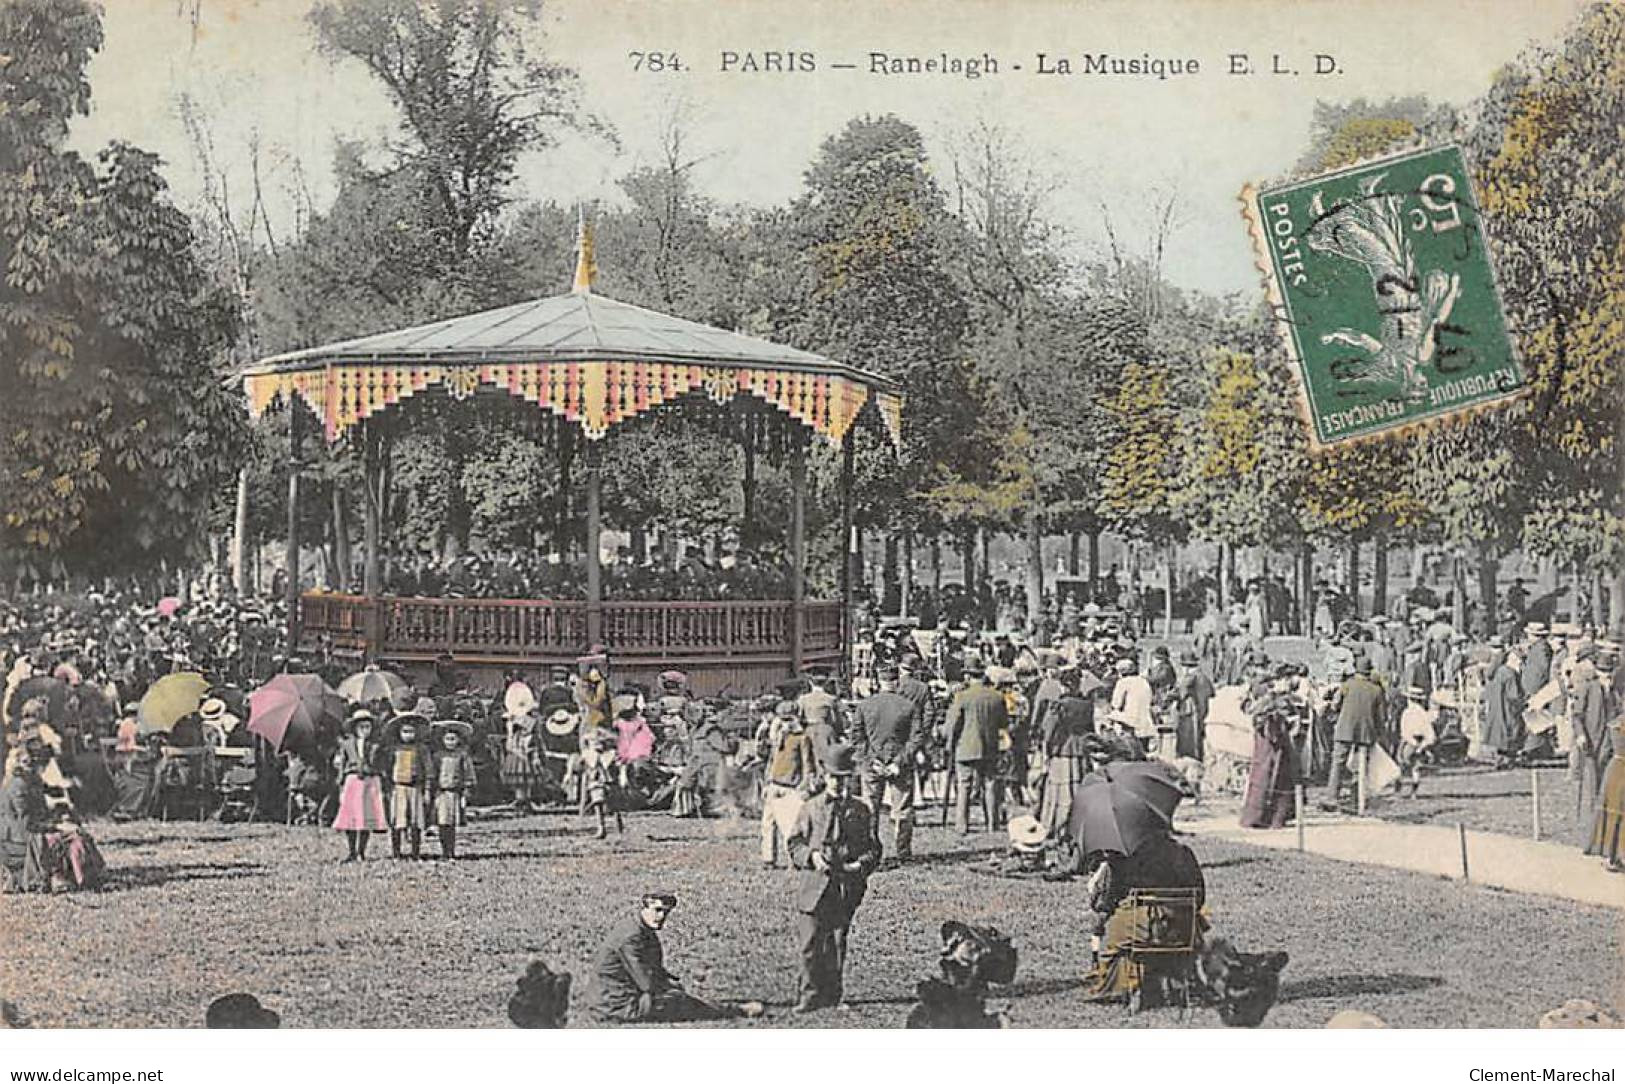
[1226,544,1238,606]
[555,435,575,559]
[1590,569,1605,631]
[1164,539,1176,638]
[1300,542,1314,636]
[883,533,900,617]
[1371,531,1388,616]
[1344,539,1362,619]
[1068,532,1081,576]
[1087,529,1101,599]
[1608,566,1624,636]
[1025,515,1044,633]
[741,438,756,542]
[1477,546,1500,639]
[931,536,942,594]
[901,530,914,619]
[961,531,977,597]
[1452,550,1469,631]
[1218,543,1230,613]
[331,481,352,593]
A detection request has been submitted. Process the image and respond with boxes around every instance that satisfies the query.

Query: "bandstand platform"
[299,592,843,696]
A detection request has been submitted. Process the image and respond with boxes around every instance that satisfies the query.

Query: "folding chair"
[1121,888,1202,1016]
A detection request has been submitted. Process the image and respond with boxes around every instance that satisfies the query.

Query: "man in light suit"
[787,744,882,1013]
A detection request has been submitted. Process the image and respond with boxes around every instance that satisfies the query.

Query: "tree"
[781,115,980,586]
[308,0,595,262]
[1466,2,1625,629]
[0,0,248,578]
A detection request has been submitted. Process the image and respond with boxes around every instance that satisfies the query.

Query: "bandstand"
[237,232,903,696]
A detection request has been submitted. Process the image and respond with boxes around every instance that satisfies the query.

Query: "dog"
[905,921,1018,1028]
[1193,937,1289,1027]
[507,960,572,1029]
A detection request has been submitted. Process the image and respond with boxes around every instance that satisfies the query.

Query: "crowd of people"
[2,563,1621,1021]
[380,547,793,602]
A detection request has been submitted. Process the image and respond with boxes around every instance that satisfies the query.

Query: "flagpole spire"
[572,205,596,294]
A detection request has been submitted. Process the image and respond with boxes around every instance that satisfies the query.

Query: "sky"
[70,0,1586,298]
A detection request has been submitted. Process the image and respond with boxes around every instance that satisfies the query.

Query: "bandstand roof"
[241,289,903,449]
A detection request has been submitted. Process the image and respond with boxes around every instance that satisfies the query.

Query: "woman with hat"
[1583,648,1625,872]
[501,681,542,812]
[1396,685,1438,799]
[384,713,431,859]
[1239,667,1300,829]
[431,720,476,859]
[333,709,387,862]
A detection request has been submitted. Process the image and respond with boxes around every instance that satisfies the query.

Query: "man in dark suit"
[945,661,1009,834]
[853,666,924,861]
[1323,657,1384,811]
[588,892,745,1023]
[787,744,882,1013]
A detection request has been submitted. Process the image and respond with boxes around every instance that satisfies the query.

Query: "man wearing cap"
[1323,657,1384,811]
[761,701,814,868]
[786,744,882,1012]
[945,662,1009,835]
[589,893,742,1022]
[852,666,924,861]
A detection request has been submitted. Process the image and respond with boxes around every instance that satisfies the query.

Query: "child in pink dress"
[333,710,387,862]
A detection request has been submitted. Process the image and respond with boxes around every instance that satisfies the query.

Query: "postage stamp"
[1244,144,1525,447]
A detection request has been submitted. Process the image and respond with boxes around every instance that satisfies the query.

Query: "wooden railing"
[299,592,842,665]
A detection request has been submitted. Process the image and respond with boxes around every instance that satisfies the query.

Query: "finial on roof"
[572,206,596,294]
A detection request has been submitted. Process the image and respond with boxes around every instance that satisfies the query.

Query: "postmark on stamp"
[1243,144,1524,447]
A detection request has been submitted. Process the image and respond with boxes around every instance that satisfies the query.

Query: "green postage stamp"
[1244,144,1524,447]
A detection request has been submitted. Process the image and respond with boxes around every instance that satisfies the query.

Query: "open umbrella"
[1102,760,1187,823]
[1068,775,1172,858]
[248,673,345,754]
[137,672,210,735]
[156,596,182,618]
[337,666,409,705]
[6,676,69,727]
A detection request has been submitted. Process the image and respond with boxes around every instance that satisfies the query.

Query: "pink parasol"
[247,674,346,754]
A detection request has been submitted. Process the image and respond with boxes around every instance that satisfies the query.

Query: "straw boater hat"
[543,707,577,737]
[1007,814,1048,855]
[1526,622,1549,638]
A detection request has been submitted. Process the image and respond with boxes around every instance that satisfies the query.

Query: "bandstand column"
[361,420,384,662]
[584,440,603,648]
[285,401,302,657]
[362,421,382,598]
[839,426,855,681]
[789,437,807,675]
[231,468,249,597]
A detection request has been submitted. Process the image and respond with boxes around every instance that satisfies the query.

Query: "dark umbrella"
[1068,775,1172,857]
[248,674,345,754]
[6,676,70,727]
[1102,760,1187,823]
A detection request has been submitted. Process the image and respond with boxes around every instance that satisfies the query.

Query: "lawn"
[1365,764,1605,849]
[2,802,1619,1029]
